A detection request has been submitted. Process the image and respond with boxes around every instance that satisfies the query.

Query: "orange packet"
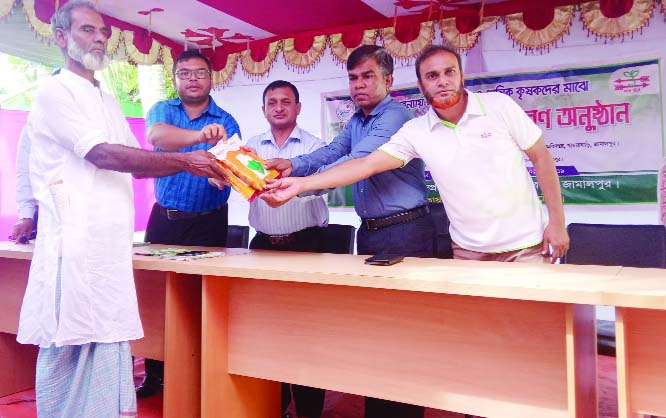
[209,135,281,201]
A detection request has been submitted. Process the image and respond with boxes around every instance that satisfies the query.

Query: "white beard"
[67,39,110,71]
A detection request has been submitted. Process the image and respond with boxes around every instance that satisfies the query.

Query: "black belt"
[257,227,320,246]
[362,205,430,230]
[158,204,226,221]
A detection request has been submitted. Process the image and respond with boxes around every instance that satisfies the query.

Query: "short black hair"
[173,50,212,77]
[347,45,393,76]
[262,80,300,104]
[415,45,462,81]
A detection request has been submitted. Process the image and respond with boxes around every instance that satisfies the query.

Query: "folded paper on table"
[135,248,226,260]
[209,134,281,201]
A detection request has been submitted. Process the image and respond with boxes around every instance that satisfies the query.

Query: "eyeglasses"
[174,69,211,80]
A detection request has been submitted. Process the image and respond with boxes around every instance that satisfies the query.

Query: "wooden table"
[610,267,666,418]
[0,244,36,399]
[0,242,248,418]
[2,242,665,418]
[190,253,608,418]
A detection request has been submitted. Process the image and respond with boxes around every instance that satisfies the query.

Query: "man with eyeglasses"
[137,50,241,397]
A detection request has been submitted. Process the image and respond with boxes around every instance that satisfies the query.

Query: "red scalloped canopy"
[24,0,629,71]
[31,0,595,54]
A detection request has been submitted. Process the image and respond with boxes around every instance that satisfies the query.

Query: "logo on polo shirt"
[480,132,492,139]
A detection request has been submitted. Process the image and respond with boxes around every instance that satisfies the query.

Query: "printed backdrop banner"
[322,56,664,207]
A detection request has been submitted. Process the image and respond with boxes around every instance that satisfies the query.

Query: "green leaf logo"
[247,159,265,174]
[623,70,639,80]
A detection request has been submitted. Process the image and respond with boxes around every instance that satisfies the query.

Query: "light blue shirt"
[246,126,328,235]
[290,95,428,219]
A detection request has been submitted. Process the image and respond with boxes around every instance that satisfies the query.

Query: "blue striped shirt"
[246,127,328,235]
[290,95,428,219]
[146,97,240,212]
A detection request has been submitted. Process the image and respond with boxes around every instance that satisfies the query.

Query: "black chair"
[563,223,666,356]
[564,223,666,268]
[319,224,356,254]
[226,225,250,249]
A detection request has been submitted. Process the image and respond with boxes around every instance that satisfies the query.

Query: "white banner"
[322,55,664,205]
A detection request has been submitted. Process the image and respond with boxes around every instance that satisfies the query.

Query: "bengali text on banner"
[321,56,664,206]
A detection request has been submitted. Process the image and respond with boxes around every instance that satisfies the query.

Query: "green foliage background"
[0,53,176,117]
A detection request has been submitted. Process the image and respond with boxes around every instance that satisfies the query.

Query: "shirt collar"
[427,89,485,130]
[260,125,303,145]
[465,90,486,116]
[167,96,224,118]
[59,68,101,89]
[354,94,393,118]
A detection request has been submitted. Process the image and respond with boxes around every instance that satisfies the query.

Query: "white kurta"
[17,69,144,347]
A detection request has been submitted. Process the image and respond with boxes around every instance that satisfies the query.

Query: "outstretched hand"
[264,158,293,177]
[259,177,304,208]
[183,150,229,182]
[542,223,570,263]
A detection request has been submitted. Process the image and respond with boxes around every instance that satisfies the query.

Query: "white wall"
[213,14,666,231]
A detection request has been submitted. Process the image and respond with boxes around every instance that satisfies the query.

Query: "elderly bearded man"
[16,2,226,417]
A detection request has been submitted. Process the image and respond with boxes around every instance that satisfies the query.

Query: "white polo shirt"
[380,90,546,253]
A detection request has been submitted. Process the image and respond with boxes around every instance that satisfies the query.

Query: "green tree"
[163,66,177,99]
[99,60,144,117]
[0,53,54,110]
[100,60,139,102]
[1,52,176,116]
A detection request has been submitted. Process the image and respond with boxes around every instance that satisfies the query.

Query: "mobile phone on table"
[176,250,209,257]
[364,254,404,266]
